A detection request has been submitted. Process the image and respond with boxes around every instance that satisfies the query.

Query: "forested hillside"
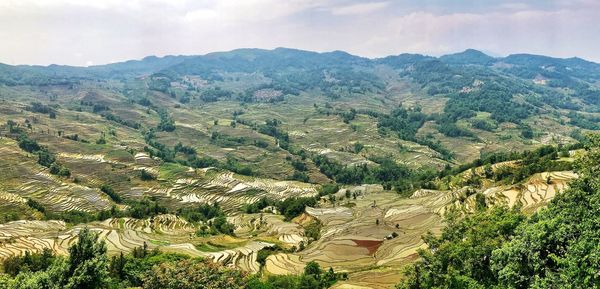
[398,134,600,289]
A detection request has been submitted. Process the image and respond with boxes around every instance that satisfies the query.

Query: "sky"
[1,0,599,66]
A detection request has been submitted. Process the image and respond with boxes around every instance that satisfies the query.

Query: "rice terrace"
[0,1,599,288]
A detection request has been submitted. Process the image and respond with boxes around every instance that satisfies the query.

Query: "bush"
[140,169,156,181]
[0,228,110,289]
[143,259,246,289]
[100,184,122,203]
[126,198,167,219]
[177,203,224,223]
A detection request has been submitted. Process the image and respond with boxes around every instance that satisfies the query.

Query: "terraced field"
[0,115,581,289]
[265,187,449,288]
[0,133,580,288]
[264,170,579,288]
[0,123,319,214]
[171,170,319,210]
[0,139,114,213]
[0,47,596,288]
[0,214,278,274]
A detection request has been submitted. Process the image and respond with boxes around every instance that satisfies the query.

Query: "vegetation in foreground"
[0,228,344,289]
[397,134,600,289]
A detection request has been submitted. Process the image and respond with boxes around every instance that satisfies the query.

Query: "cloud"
[0,0,599,65]
[181,0,328,23]
[183,8,218,22]
[498,2,530,10]
[329,1,389,15]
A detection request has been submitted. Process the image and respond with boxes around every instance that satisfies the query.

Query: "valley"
[0,48,598,288]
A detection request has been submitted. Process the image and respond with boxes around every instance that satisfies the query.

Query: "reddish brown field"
[352,239,383,255]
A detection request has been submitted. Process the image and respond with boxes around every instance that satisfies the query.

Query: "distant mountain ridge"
[1,48,599,119]
[1,48,599,79]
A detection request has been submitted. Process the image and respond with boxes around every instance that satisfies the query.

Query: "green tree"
[397,134,600,289]
[491,134,600,289]
[142,259,246,289]
[396,207,525,289]
[64,228,110,289]
[5,228,110,289]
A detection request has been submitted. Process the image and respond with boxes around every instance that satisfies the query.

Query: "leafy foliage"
[0,228,109,289]
[100,184,122,203]
[143,258,246,289]
[247,261,344,289]
[397,134,600,289]
[16,133,70,176]
[377,106,427,140]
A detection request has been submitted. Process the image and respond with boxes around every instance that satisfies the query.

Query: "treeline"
[200,86,233,102]
[156,109,175,132]
[434,82,535,138]
[14,132,70,177]
[25,102,57,119]
[102,113,141,129]
[0,228,343,289]
[243,185,343,222]
[25,197,168,224]
[26,193,237,236]
[440,143,581,180]
[336,106,453,160]
[177,203,234,236]
[80,101,142,129]
[491,148,573,184]
[258,118,290,150]
[234,118,311,163]
[402,59,539,125]
[377,106,427,140]
[397,134,600,289]
[416,143,580,191]
[210,131,268,148]
[568,111,600,130]
[313,155,433,194]
[309,142,582,196]
[143,130,255,176]
[247,260,345,289]
[243,196,318,221]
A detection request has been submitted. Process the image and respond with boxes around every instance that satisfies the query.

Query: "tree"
[140,169,156,181]
[65,228,110,289]
[142,259,246,289]
[396,207,525,289]
[304,261,322,278]
[298,275,320,289]
[397,134,600,289]
[4,228,110,289]
[100,184,122,203]
[520,125,534,139]
[491,134,600,289]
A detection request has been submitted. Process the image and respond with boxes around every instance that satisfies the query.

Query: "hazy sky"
[1,0,599,66]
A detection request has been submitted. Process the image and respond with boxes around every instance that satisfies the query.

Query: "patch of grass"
[105,149,134,162]
[195,241,247,252]
[149,239,171,246]
[158,162,188,180]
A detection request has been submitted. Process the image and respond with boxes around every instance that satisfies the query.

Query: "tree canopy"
[397,134,600,289]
